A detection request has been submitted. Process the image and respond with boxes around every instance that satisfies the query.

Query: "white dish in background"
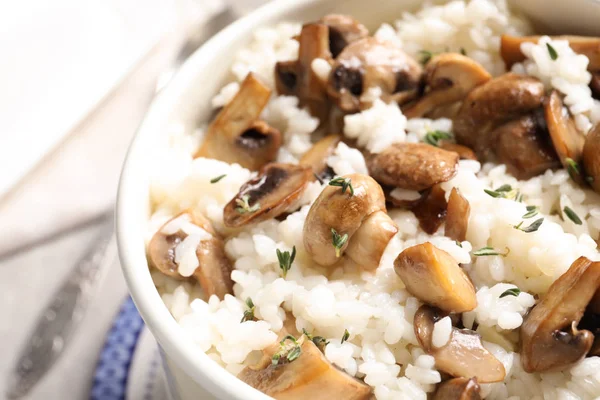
[116,0,600,399]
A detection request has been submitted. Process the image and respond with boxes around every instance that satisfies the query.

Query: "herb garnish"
[472,246,510,257]
[424,130,453,147]
[419,50,434,64]
[341,329,350,344]
[514,217,544,233]
[329,177,354,196]
[235,194,260,214]
[331,228,349,258]
[276,246,296,278]
[210,174,226,183]
[484,184,521,201]
[241,298,256,323]
[565,158,582,181]
[455,240,463,248]
[272,335,303,366]
[522,205,539,219]
[500,287,521,298]
[302,329,329,351]
[546,43,558,60]
[563,206,583,225]
[460,47,467,56]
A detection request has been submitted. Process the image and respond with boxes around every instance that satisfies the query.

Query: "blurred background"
[0,0,262,398]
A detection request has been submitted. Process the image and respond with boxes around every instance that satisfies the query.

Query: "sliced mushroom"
[544,90,585,182]
[591,72,600,100]
[394,243,476,313]
[148,210,233,299]
[493,114,560,180]
[344,210,398,271]
[521,256,600,373]
[403,53,491,119]
[275,23,331,120]
[445,188,470,242]
[327,38,422,112]
[583,123,600,193]
[453,73,545,154]
[438,141,478,161]
[319,14,369,58]
[414,305,506,383]
[304,173,395,268]
[367,143,459,191]
[299,135,341,180]
[433,377,481,400]
[500,35,600,71]
[239,336,372,400]
[224,163,312,228]
[412,184,448,234]
[195,73,280,170]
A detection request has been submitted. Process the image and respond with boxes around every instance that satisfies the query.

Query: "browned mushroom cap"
[299,135,341,179]
[394,242,476,313]
[327,38,422,112]
[148,210,233,299]
[195,73,281,170]
[367,143,459,191]
[544,90,586,182]
[403,53,491,119]
[414,305,506,383]
[433,377,481,400]
[224,163,312,228]
[319,14,369,58]
[445,188,470,242]
[521,256,600,373]
[304,174,389,267]
[453,73,545,154]
[239,335,372,399]
[583,123,600,193]
[275,23,331,120]
[500,35,600,71]
[344,210,398,270]
[438,141,478,161]
[493,114,560,180]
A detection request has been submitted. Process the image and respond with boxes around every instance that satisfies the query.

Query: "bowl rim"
[116,0,319,398]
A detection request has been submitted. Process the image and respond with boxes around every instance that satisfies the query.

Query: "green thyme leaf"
[241,297,256,323]
[235,194,260,214]
[565,157,582,181]
[341,329,350,344]
[546,43,558,60]
[302,329,329,350]
[484,189,502,198]
[514,217,544,233]
[455,240,463,248]
[563,206,583,225]
[424,130,453,147]
[500,287,521,298]
[419,50,434,64]
[522,205,539,219]
[210,174,226,184]
[287,345,302,362]
[495,184,512,192]
[272,335,303,366]
[485,185,521,201]
[276,246,296,278]
[472,246,510,257]
[331,228,349,258]
[329,177,354,196]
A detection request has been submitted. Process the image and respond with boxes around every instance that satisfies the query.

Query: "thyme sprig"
[329,177,354,196]
[424,130,453,147]
[341,329,350,344]
[546,43,558,60]
[500,287,521,298]
[331,228,349,258]
[235,194,260,214]
[563,206,583,225]
[514,217,544,233]
[472,246,510,257]
[276,246,296,278]
[240,298,256,323]
[484,184,522,201]
[302,329,329,351]
[522,205,539,219]
[272,335,304,366]
[210,174,226,183]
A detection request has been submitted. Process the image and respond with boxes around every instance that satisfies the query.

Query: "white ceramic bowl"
[116,0,600,399]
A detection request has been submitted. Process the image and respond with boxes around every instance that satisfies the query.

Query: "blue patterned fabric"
[90,297,144,400]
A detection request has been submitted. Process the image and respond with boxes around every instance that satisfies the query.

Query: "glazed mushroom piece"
[148,210,233,299]
[275,23,332,120]
[445,188,470,242]
[583,123,600,193]
[394,242,476,313]
[299,134,341,180]
[433,377,481,400]
[303,173,397,270]
[327,37,422,112]
[367,143,459,191]
[453,73,546,154]
[403,53,491,119]
[224,163,312,228]
[414,305,506,383]
[319,14,369,58]
[238,332,372,400]
[544,90,585,182]
[500,35,600,71]
[195,73,281,170]
[521,256,600,373]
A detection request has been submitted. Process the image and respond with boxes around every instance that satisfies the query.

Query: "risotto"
[145,1,600,399]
